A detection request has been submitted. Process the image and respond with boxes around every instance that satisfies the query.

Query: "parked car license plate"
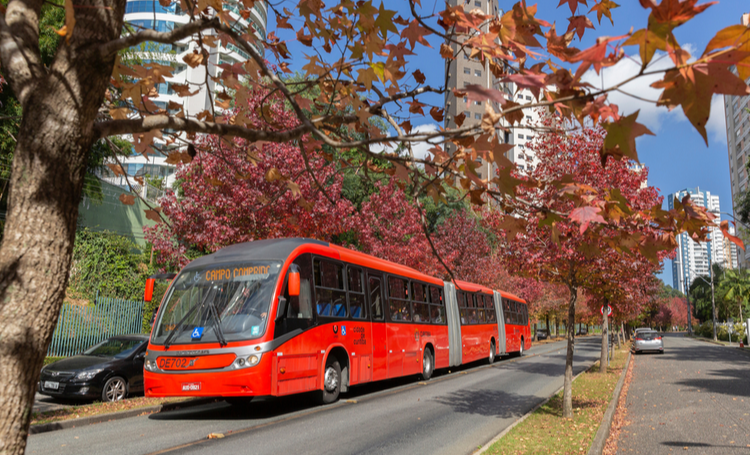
[181,382,201,392]
[157,357,197,369]
[44,381,59,390]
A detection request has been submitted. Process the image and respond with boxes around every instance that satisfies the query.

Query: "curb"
[474,357,599,454]
[29,397,218,435]
[587,350,632,455]
[689,335,750,357]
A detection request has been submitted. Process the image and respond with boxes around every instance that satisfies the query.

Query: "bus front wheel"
[421,347,434,380]
[488,340,496,364]
[317,356,341,404]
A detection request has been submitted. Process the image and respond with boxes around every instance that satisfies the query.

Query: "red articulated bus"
[143,238,530,404]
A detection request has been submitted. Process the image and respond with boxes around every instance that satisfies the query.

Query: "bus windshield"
[151,261,282,346]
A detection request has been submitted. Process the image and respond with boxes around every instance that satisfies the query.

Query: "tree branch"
[99,16,219,58]
[0,0,45,105]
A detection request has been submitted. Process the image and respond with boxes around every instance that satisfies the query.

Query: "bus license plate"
[44,381,59,390]
[157,357,197,369]
[182,382,201,392]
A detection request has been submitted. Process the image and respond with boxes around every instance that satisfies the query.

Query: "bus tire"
[518,338,525,357]
[317,356,341,405]
[421,347,434,380]
[488,340,496,364]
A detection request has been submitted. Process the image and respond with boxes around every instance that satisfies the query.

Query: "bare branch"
[99,17,219,58]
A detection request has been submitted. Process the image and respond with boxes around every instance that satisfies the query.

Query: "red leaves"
[566,15,594,40]
[600,111,654,163]
[720,221,745,251]
[651,62,750,144]
[401,19,432,49]
[568,34,627,73]
[558,0,588,15]
[589,0,620,25]
[119,194,135,206]
[463,84,507,106]
[569,206,606,234]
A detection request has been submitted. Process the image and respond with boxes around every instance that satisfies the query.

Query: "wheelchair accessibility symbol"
[191,327,204,339]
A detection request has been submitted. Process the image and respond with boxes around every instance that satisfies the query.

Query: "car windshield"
[151,261,282,345]
[84,338,144,358]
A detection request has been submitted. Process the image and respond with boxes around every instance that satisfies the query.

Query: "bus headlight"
[145,360,157,372]
[247,354,261,366]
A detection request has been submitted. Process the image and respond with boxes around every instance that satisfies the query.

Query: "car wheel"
[488,340,496,365]
[102,376,127,402]
[421,347,434,380]
[316,356,341,405]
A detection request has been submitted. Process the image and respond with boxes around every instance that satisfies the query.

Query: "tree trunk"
[562,286,577,418]
[601,305,608,371]
[0,2,123,452]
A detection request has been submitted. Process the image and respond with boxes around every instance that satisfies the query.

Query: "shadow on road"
[431,388,533,418]
[675,367,750,398]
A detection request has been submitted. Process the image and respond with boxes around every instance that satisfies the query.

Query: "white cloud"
[371,123,442,161]
[706,95,727,145]
[580,52,679,132]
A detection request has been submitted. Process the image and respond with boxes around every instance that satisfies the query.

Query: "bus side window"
[347,266,366,319]
[369,276,383,321]
[314,259,347,317]
[285,254,313,319]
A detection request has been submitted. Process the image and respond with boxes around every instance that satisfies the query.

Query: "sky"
[267,1,749,286]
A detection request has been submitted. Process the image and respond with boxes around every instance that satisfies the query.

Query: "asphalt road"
[617,333,750,454]
[27,337,600,455]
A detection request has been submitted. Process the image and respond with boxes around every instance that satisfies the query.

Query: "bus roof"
[185,238,329,269]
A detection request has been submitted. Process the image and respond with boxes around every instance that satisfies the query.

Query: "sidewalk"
[614,334,750,454]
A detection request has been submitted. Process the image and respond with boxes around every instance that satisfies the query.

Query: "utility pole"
[684,277,692,334]
[710,266,717,341]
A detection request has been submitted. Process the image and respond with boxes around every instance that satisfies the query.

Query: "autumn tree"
[0,0,745,450]
[497,120,687,416]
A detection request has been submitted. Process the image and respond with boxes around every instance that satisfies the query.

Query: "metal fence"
[47,296,145,357]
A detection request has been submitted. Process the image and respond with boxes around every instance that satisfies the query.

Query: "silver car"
[634,330,664,354]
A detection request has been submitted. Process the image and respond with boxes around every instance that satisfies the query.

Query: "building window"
[518,134,524,139]
[464,67,471,75]
[474,100,481,106]
[474,113,481,120]
[474,0,481,6]
[525,95,532,100]
[475,69,481,77]
[463,96,468,103]
[463,110,470,117]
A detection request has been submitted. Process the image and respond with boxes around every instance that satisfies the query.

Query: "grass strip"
[483,346,629,455]
[31,396,190,426]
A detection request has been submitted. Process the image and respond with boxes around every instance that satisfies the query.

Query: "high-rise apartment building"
[669,187,735,293]
[443,0,540,182]
[109,1,268,190]
[724,12,750,268]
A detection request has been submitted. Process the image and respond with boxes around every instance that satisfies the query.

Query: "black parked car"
[39,334,148,402]
[536,329,550,340]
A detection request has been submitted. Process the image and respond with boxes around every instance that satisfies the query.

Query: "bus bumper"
[144,355,273,398]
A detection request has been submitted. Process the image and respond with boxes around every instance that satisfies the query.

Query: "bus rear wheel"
[316,356,341,405]
[488,341,496,364]
[421,347,434,380]
[519,338,525,357]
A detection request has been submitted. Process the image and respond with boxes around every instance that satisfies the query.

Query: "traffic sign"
[600,305,612,316]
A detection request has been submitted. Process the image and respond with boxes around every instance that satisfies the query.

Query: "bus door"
[443,281,462,367]
[367,272,388,382]
[493,291,507,355]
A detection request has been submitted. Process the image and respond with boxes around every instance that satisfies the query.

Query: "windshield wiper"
[163,287,215,350]
[207,300,228,347]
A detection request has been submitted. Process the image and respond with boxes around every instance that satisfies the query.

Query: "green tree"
[718,268,750,323]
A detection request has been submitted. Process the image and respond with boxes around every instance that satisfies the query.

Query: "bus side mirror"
[288,271,300,297]
[144,278,155,302]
